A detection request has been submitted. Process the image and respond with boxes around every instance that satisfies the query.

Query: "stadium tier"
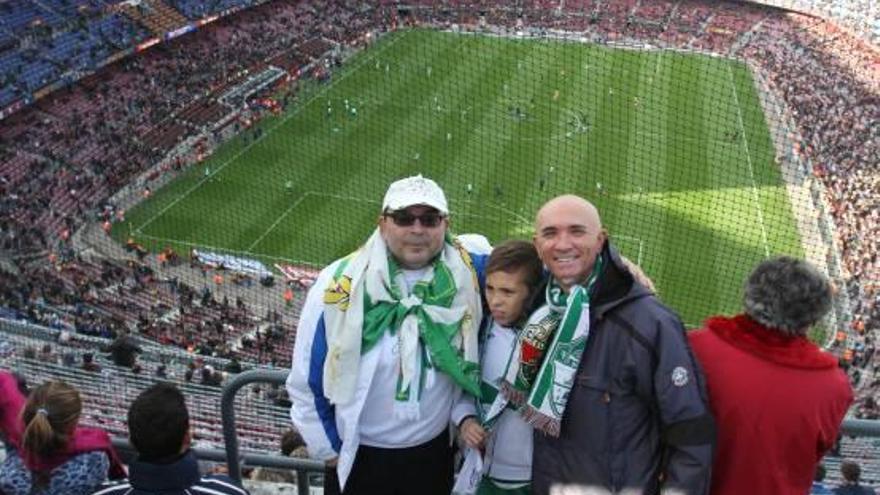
[0,0,878,490]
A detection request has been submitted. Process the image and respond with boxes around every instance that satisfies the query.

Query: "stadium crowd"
[0,0,878,489]
[1,0,362,364]
[737,11,879,417]
[757,0,879,45]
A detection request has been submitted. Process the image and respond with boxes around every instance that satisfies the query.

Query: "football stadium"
[0,0,877,493]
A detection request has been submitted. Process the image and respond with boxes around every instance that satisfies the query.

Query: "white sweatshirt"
[453,320,533,482]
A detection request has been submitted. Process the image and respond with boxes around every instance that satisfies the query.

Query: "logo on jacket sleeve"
[671,366,689,387]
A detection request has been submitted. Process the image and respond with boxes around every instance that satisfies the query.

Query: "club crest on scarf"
[515,313,558,400]
[324,274,353,310]
[497,254,605,436]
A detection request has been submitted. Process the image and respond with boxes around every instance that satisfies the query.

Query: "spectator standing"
[0,372,125,495]
[529,195,714,495]
[453,240,544,495]
[689,257,853,495]
[286,175,488,495]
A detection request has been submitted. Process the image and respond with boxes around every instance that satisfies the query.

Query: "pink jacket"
[0,371,126,478]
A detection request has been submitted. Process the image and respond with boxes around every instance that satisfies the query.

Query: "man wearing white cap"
[286,175,488,495]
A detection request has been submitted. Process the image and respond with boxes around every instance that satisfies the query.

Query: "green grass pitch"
[116,28,804,326]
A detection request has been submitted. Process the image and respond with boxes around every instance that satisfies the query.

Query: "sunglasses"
[384,210,446,228]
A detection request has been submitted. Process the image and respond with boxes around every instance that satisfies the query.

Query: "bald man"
[525,195,714,495]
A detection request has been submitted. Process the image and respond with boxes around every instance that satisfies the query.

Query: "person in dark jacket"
[105,334,141,368]
[529,195,714,495]
[91,383,249,495]
[834,461,877,495]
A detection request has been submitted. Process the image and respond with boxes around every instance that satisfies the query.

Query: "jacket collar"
[129,449,202,490]
[705,314,839,370]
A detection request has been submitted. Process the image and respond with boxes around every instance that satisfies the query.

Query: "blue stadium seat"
[169,0,259,20]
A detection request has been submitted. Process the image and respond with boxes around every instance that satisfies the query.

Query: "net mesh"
[1,0,877,367]
[85,2,875,344]
[0,0,877,478]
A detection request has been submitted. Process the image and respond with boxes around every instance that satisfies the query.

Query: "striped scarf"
[500,254,605,436]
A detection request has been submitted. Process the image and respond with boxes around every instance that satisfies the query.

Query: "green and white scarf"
[474,317,523,432]
[321,229,482,418]
[452,318,523,495]
[499,255,605,436]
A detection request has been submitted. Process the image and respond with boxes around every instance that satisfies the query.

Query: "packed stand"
[736,11,879,415]
[0,0,151,108]
[0,323,293,454]
[754,0,879,45]
[0,1,875,479]
[1,0,357,369]
[0,252,300,367]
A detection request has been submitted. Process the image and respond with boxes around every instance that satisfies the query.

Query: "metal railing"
[222,369,324,494]
[218,370,880,495]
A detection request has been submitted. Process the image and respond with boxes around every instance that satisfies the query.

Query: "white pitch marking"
[727,62,770,258]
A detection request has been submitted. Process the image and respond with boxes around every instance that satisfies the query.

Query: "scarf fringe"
[521,405,561,437]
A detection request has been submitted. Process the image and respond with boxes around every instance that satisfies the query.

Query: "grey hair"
[743,256,832,336]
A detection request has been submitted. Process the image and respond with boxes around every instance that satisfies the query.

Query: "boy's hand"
[460,417,487,449]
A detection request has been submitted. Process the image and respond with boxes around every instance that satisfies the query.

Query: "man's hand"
[459,417,487,450]
[325,457,338,467]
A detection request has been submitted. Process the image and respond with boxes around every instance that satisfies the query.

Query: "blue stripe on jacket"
[471,252,488,292]
[305,251,486,455]
[308,313,342,452]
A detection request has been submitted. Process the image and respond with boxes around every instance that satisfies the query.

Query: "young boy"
[453,240,543,495]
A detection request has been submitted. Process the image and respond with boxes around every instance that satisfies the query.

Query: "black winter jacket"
[531,243,714,495]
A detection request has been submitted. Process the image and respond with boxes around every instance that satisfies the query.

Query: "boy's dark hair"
[128,383,190,461]
[486,240,543,290]
[280,428,305,456]
[840,460,861,483]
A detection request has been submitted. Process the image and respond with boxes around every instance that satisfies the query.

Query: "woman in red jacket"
[689,257,853,495]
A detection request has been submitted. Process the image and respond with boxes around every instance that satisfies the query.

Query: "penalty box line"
[613,234,646,267]
[134,31,409,236]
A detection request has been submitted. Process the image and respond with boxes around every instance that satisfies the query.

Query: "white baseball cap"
[382,174,448,215]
